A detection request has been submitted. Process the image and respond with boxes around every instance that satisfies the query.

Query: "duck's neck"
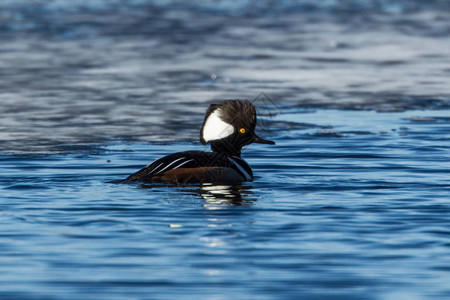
[210,141,241,157]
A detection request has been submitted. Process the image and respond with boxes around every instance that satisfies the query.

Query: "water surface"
[1,1,450,299]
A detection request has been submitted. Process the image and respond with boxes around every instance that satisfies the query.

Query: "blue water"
[1,1,450,299]
[2,110,449,299]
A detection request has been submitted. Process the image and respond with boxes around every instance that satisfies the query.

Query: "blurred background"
[1,2,450,300]
[0,0,449,152]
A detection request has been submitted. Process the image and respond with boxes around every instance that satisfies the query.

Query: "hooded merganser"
[123,100,275,185]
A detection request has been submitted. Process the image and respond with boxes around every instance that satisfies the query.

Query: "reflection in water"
[199,184,256,209]
[139,182,256,208]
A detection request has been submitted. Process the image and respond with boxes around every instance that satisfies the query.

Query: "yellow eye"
[239,128,246,134]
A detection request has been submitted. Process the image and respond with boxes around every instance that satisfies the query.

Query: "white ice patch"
[202,109,234,143]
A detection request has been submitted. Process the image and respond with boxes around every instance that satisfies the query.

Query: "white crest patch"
[202,109,234,143]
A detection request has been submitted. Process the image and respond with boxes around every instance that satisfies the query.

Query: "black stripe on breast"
[227,156,253,181]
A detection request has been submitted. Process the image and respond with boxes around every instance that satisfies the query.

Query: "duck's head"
[200,100,275,156]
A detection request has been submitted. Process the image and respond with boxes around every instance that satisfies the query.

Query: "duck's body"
[124,150,252,184]
[124,100,274,185]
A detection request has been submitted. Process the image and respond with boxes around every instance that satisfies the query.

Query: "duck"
[123,99,275,185]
